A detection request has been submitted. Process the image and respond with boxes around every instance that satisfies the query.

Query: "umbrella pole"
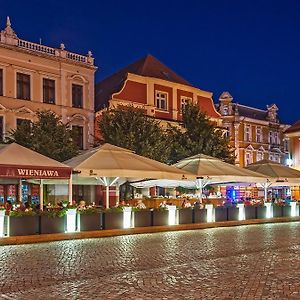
[40,179,44,211]
[264,184,268,202]
[68,176,73,205]
[106,185,110,209]
[196,177,203,202]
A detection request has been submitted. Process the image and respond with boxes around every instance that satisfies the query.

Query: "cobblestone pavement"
[1,223,300,299]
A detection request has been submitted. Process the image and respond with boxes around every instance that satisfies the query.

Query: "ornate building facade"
[0,17,97,150]
[95,54,221,139]
[285,120,300,170]
[217,92,289,167]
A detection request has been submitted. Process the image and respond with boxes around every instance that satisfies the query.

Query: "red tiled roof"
[95,54,192,111]
[285,120,300,134]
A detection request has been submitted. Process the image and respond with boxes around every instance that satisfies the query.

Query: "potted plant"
[214,206,227,222]
[133,207,152,227]
[152,206,169,226]
[78,207,103,231]
[244,205,256,220]
[39,208,67,234]
[178,207,193,224]
[193,207,207,223]
[103,206,124,229]
[9,209,38,236]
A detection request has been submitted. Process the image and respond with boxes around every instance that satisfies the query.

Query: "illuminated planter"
[40,215,65,234]
[282,205,291,217]
[227,206,239,221]
[0,210,5,237]
[152,209,168,226]
[9,216,39,236]
[264,203,273,218]
[66,208,77,233]
[134,210,152,227]
[167,205,177,226]
[194,208,207,223]
[123,207,133,229]
[237,203,245,221]
[79,213,102,231]
[245,206,256,220]
[215,206,227,222]
[103,211,123,229]
[205,204,214,222]
[256,206,267,219]
[290,202,298,217]
[272,205,283,218]
[178,208,193,224]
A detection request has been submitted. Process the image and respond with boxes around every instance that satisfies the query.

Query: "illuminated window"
[245,125,251,142]
[256,127,262,143]
[156,91,168,110]
[43,79,55,104]
[223,105,229,115]
[245,151,252,166]
[180,96,192,112]
[17,73,30,100]
[0,69,3,96]
[256,151,263,161]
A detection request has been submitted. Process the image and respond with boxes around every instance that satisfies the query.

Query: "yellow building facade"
[0,17,97,149]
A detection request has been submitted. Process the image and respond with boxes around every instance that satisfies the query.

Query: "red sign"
[0,165,71,179]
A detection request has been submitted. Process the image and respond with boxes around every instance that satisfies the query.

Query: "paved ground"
[1,223,300,299]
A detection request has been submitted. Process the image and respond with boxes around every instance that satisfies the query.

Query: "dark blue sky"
[2,0,299,124]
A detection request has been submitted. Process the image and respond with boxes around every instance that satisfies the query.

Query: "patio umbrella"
[245,160,300,200]
[65,143,194,208]
[133,154,266,201]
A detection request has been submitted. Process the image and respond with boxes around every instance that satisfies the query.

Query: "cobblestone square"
[1,222,300,299]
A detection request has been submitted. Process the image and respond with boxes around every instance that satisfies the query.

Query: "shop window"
[72,84,83,108]
[156,91,168,111]
[17,72,31,100]
[0,69,3,96]
[73,125,84,150]
[43,78,55,104]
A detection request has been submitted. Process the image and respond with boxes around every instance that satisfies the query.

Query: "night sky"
[2,0,299,124]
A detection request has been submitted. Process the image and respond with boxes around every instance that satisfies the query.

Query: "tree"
[8,110,79,162]
[168,103,235,164]
[98,105,171,163]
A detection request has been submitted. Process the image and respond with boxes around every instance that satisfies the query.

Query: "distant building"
[95,54,221,139]
[285,120,300,170]
[0,17,97,150]
[217,92,289,167]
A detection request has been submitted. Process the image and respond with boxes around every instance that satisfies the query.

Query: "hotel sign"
[0,165,71,179]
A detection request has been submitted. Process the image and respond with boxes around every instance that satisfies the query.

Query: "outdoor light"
[0,210,5,237]
[206,204,214,222]
[66,208,77,233]
[264,202,273,218]
[167,205,177,225]
[237,203,245,221]
[123,207,132,229]
[290,202,298,217]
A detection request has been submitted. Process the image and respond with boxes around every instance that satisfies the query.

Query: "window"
[269,131,273,144]
[269,153,274,161]
[274,132,279,145]
[274,154,280,163]
[180,96,191,112]
[17,73,30,100]
[0,116,3,141]
[224,126,231,138]
[256,151,263,161]
[16,118,31,129]
[0,69,3,96]
[72,84,83,108]
[155,91,168,110]
[43,79,55,104]
[256,127,262,143]
[245,152,252,166]
[284,139,289,152]
[223,105,229,115]
[245,125,251,142]
[73,125,84,150]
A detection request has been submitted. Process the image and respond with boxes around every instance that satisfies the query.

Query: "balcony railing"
[16,39,94,65]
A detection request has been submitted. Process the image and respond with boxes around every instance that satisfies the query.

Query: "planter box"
[40,216,65,234]
[256,206,266,219]
[282,206,292,217]
[103,212,123,230]
[152,210,169,226]
[9,216,39,236]
[178,208,193,224]
[134,210,152,227]
[79,213,102,231]
[272,205,283,218]
[245,206,256,220]
[227,207,239,221]
[215,207,227,222]
[194,209,207,223]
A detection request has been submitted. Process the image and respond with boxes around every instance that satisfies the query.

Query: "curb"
[1,217,300,246]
